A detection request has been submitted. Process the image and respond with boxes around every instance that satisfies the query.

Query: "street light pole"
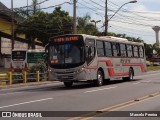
[91,20,101,28]
[104,0,108,36]
[105,0,137,36]
[11,0,14,50]
[73,0,77,34]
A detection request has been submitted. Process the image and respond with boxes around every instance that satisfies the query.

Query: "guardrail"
[0,72,8,85]
[0,71,49,85]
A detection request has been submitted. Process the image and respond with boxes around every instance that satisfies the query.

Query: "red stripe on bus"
[122,63,146,72]
[86,60,146,76]
[86,66,98,69]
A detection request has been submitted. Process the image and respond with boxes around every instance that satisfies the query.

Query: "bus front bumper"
[49,70,89,82]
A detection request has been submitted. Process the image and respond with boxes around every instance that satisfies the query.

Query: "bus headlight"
[77,66,85,73]
[48,69,52,72]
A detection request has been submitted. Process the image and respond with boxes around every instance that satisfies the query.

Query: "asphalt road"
[0,70,160,120]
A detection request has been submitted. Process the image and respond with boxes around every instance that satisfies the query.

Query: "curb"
[0,81,60,90]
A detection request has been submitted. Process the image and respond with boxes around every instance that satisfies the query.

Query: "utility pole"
[11,0,14,50]
[104,0,137,36]
[104,0,108,36]
[73,0,77,34]
[27,0,28,16]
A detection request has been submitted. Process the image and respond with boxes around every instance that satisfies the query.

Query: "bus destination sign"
[53,36,78,42]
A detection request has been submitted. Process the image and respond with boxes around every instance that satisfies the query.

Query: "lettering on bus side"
[120,58,131,63]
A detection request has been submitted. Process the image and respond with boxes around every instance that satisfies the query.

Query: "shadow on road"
[16,79,142,92]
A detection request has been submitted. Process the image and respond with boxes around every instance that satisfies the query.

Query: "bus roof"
[80,34,144,46]
[50,34,144,46]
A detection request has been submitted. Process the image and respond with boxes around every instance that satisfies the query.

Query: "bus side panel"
[123,58,146,76]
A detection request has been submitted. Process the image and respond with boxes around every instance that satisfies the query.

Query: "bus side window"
[105,42,112,56]
[127,44,133,57]
[85,39,95,64]
[112,43,120,56]
[139,46,144,58]
[133,45,139,57]
[120,44,127,57]
[96,41,105,57]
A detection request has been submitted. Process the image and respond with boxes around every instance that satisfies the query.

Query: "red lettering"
[53,36,78,42]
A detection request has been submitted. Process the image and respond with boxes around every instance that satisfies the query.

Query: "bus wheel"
[95,70,104,86]
[64,82,73,88]
[123,68,134,81]
[129,68,134,80]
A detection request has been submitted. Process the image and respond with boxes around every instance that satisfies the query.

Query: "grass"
[147,66,160,71]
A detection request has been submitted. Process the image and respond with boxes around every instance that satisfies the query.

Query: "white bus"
[10,49,28,71]
[10,49,45,71]
[47,34,146,87]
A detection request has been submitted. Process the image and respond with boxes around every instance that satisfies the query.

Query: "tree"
[144,43,153,58]
[77,14,99,35]
[16,7,72,49]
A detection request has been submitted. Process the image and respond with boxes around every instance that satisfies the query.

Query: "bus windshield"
[12,51,26,61]
[49,36,85,68]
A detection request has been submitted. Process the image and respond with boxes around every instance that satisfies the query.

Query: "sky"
[1,0,160,44]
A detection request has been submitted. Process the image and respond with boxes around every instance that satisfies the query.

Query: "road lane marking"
[0,92,24,96]
[135,73,160,78]
[144,80,151,82]
[69,92,160,120]
[84,86,117,93]
[133,82,141,84]
[0,98,53,109]
[0,82,62,91]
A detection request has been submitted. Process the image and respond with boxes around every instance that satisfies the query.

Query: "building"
[0,2,44,68]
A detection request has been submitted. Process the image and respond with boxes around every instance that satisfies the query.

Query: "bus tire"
[95,70,104,86]
[123,68,134,81]
[64,82,73,88]
[128,68,134,80]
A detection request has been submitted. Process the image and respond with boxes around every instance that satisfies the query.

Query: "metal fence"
[0,71,49,85]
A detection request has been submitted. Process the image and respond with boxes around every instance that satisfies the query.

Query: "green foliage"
[28,59,47,73]
[77,14,99,35]
[144,43,153,58]
[16,7,72,48]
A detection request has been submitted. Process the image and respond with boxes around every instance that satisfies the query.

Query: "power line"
[77,2,105,16]
[14,0,49,9]
[110,27,154,37]
[88,0,105,8]
[110,20,153,27]
[81,0,104,11]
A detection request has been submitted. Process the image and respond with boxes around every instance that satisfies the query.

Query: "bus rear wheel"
[123,68,134,81]
[95,70,104,86]
[128,68,134,80]
[64,82,73,88]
